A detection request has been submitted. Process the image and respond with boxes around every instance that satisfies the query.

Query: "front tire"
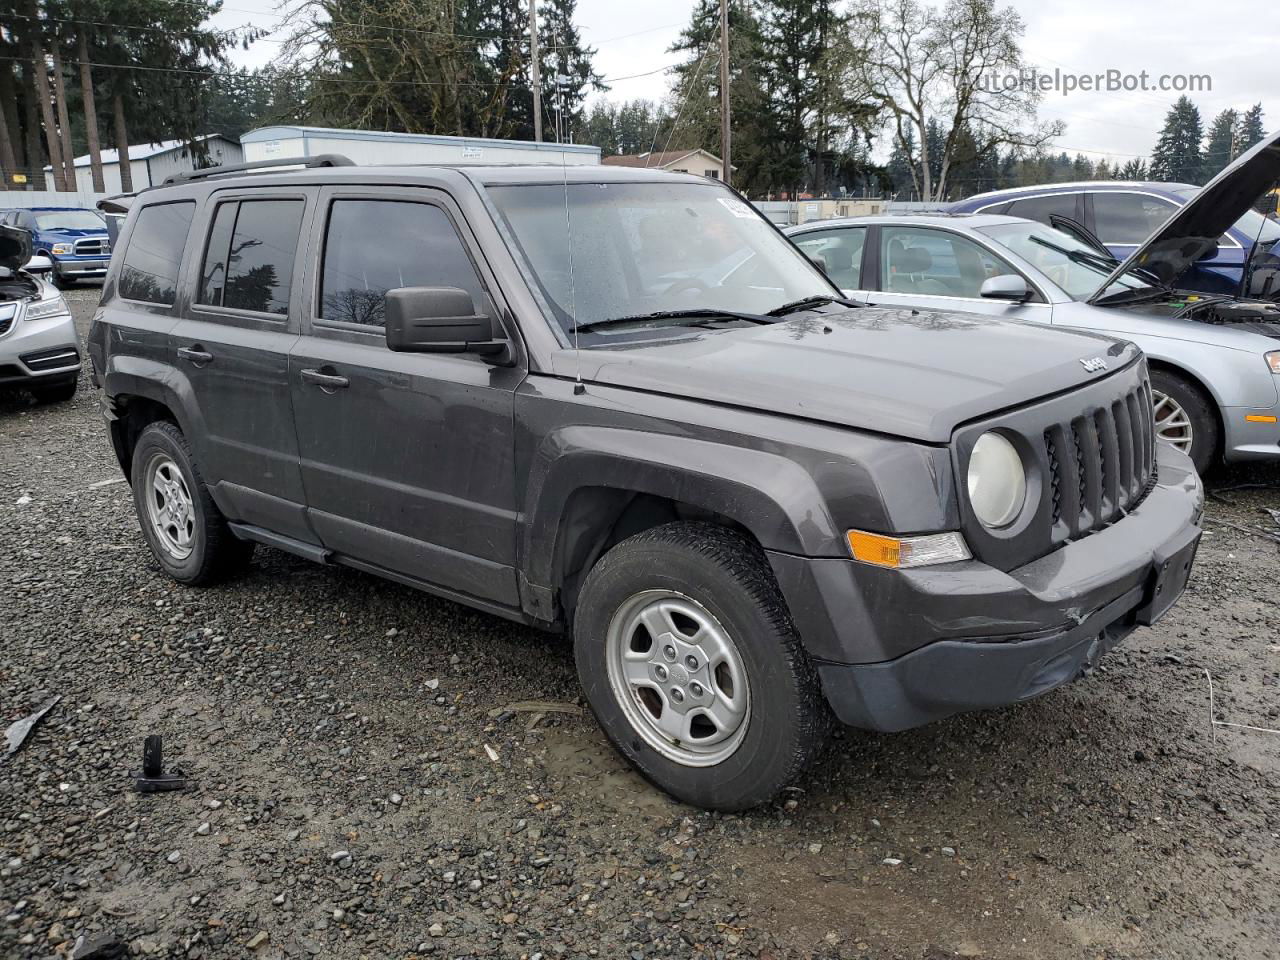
[1150,369,1219,475]
[130,421,253,585]
[574,522,831,811]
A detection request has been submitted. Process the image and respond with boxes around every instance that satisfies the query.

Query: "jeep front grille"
[1042,379,1156,545]
[953,356,1160,572]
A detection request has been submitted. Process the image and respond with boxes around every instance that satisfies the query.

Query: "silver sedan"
[785,212,1280,473]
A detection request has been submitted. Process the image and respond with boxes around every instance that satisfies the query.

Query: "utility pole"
[719,0,731,188]
[529,0,543,142]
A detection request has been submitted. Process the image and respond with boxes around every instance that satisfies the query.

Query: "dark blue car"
[947,181,1280,298]
[0,206,111,287]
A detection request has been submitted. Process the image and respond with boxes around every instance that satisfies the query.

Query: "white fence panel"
[0,189,110,209]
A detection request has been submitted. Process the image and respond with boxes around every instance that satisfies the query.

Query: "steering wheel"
[663,277,711,298]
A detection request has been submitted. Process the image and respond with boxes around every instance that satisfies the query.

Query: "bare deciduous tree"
[847,0,1062,201]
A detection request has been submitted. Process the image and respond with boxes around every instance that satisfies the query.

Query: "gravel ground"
[1,288,1277,960]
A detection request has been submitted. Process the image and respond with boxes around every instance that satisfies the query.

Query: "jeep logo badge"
[1080,357,1107,373]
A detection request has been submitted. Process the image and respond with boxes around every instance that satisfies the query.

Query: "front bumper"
[1222,401,1280,461]
[770,441,1203,732]
[53,255,109,278]
[0,310,82,385]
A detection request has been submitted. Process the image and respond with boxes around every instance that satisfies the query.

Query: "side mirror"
[980,274,1030,302]
[26,255,54,274]
[807,252,829,275]
[384,286,509,359]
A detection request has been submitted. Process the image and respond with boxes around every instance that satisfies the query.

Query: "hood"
[557,306,1140,443]
[1089,129,1280,302]
[0,223,33,272]
[39,226,108,239]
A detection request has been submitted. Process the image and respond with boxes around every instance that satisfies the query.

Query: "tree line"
[3,0,1270,202]
[0,0,245,192]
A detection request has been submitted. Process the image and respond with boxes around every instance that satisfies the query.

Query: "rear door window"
[197,198,305,315]
[118,201,195,305]
[1005,194,1080,226]
[1092,192,1178,244]
[318,199,490,328]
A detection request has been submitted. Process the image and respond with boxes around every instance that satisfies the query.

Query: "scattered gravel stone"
[0,297,1274,960]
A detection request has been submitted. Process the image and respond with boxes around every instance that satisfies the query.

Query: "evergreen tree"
[1239,103,1266,152]
[758,0,844,196]
[1203,108,1238,179]
[886,127,917,197]
[1116,158,1149,180]
[1149,96,1204,184]
[665,0,778,194]
[537,0,605,142]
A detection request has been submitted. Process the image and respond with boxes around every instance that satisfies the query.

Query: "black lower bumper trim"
[816,584,1145,733]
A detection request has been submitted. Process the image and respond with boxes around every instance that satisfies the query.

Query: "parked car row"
[788,131,1280,474]
[87,151,1205,811]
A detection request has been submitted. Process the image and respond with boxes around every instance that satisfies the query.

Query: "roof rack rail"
[163,154,354,185]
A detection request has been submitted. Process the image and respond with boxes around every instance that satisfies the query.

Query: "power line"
[7,8,684,53]
[0,53,653,89]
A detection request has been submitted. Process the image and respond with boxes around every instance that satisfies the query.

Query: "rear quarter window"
[119,201,196,305]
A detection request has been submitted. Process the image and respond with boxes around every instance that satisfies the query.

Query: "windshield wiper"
[766,294,860,317]
[1027,234,1167,290]
[570,308,775,334]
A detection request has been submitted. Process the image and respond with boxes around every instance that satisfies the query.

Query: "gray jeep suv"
[88,157,1204,810]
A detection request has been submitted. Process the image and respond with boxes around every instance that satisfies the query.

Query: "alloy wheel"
[605,590,751,767]
[1151,389,1194,453]
[144,454,196,560]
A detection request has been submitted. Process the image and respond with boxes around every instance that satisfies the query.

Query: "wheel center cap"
[668,663,689,685]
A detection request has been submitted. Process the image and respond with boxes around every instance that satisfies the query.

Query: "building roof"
[602,149,723,169]
[52,133,231,170]
[240,125,601,157]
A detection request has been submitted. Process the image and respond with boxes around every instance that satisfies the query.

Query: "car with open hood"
[89,156,1201,810]
[786,129,1280,474]
[0,222,81,403]
[944,179,1280,300]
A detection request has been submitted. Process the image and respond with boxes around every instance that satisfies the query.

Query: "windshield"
[487,182,835,342]
[978,222,1150,300]
[1170,186,1280,247]
[34,210,106,231]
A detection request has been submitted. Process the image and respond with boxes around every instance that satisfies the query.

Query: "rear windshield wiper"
[570,308,775,334]
[765,294,860,317]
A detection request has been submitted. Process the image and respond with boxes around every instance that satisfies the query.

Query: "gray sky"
[211,0,1273,165]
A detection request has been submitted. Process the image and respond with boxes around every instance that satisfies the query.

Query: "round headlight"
[967,432,1026,528]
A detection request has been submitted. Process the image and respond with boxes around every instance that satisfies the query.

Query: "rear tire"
[573,522,831,811]
[31,379,77,404]
[1150,369,1219,475]
[130,421,253,585]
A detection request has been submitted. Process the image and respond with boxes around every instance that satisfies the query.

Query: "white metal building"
[240,126,601,167]
[43,134,242,193]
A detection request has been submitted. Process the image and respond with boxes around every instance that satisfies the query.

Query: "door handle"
[300,367,350,390]
[177,346,213,365]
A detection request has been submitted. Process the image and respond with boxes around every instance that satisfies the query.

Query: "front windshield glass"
[486,182,835,342]
[34,210,106,231]
[1170,186,1280,246]
[978,222,1150,301]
